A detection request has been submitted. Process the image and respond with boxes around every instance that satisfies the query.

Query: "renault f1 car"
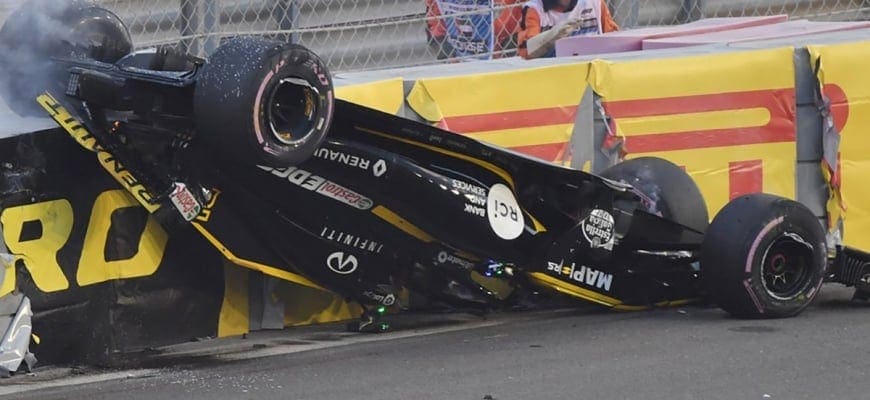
[3,0,869,333]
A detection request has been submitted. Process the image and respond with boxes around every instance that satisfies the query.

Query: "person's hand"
[557,18,582,38]
[526,18,582,59]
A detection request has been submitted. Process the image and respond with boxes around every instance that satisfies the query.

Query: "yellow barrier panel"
[281,284,362,327]
[808,41,870,249]
[218,261,250,337]
[588,48,797,216]
[406,64,590,164]
[0,256,13,298]
[336,78,405,115]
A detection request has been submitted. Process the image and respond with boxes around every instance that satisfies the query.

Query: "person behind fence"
[426,0,525,60]
[518,0,618,59]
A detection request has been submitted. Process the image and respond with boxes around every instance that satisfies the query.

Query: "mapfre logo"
[547,261,613,292]
[326,251,358,275]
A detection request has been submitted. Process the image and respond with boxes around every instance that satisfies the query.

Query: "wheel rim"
[760,233,814,300]
[266,77,320,146]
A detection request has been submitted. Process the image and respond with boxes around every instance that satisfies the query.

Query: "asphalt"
[3,285,870,400]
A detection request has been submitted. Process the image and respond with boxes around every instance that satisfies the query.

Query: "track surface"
[4,286,869,400]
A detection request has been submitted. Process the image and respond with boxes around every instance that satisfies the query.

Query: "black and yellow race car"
[2,0,863,333]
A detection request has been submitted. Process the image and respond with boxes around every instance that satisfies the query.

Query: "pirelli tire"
[0,0,132,116]
[194,37,334,168]
[600,157,709,233]
[701,193,827,319]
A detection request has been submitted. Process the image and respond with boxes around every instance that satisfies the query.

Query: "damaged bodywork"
[0,0,867,361]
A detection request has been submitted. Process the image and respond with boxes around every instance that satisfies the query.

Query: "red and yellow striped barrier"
[407,64,590,164]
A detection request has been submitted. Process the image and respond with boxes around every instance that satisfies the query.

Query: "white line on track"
[0,369,159,396]
[180,317,507,362]
[0,313,531,396]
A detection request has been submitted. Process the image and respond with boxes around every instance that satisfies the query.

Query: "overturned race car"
[1,0,868,340]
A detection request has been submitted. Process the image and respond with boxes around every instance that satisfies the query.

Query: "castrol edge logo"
[257,165,373,210]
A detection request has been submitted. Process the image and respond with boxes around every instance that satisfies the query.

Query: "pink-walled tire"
[701,193,827,318]
[194,37,334,167]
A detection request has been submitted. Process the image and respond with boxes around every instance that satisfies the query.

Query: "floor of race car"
[1,285,866,400]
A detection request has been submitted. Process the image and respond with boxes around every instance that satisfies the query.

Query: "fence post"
[612,0,639,29]
[180,0,200,56]
[180,0,220,57]
[677,0,704,23]
[203,0,219,55]
[272,0,298,44]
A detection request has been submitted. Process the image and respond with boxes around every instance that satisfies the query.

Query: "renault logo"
[373,159,387,177]
[326,251,358,274]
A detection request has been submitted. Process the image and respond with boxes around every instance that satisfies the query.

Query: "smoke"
[0,0,97,137]
[0,98,54,138]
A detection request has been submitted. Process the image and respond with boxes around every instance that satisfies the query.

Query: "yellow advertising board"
[335,77,405,115]
[808,41,870,250]
[588,48,797,216]
[406,64,590,164]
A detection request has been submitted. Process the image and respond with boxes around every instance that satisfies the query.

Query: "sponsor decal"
[194,189,220,223]
[362,290,396,306]
[319,226,384,254]
[487,183,524,240]
[582,209,615,250]
[452,179,487,197]
[436,251,475,269]
[313,148,387,178]
[452,179,487,218]
[258,165,373,210]
[373,160,387,177]
[326,251,358,275]
[168,183,202,221]
[463,203,485,217]
[38,93,160,213]
[547,261,614,292]
[0,190,169,293]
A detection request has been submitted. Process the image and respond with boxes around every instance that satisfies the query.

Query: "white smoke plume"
[0,0,98,138]
[0,98,54,138]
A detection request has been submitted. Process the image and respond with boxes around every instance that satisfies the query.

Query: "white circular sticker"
[582,209,615,249]
[486,183,525,240]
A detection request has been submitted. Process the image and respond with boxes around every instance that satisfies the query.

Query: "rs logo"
[326,251,358,275]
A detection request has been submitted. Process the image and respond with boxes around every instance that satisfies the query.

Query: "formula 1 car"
[2,0,867,333]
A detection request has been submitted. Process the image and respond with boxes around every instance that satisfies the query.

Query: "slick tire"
[194,37,334,168]
[701,193,827,318]
[0,0,132,116]
[600,157,708,233]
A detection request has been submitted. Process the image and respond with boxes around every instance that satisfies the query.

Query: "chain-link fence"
[1,0,869,72]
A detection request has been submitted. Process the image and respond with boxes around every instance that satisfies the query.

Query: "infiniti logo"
[326,251,358,274]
